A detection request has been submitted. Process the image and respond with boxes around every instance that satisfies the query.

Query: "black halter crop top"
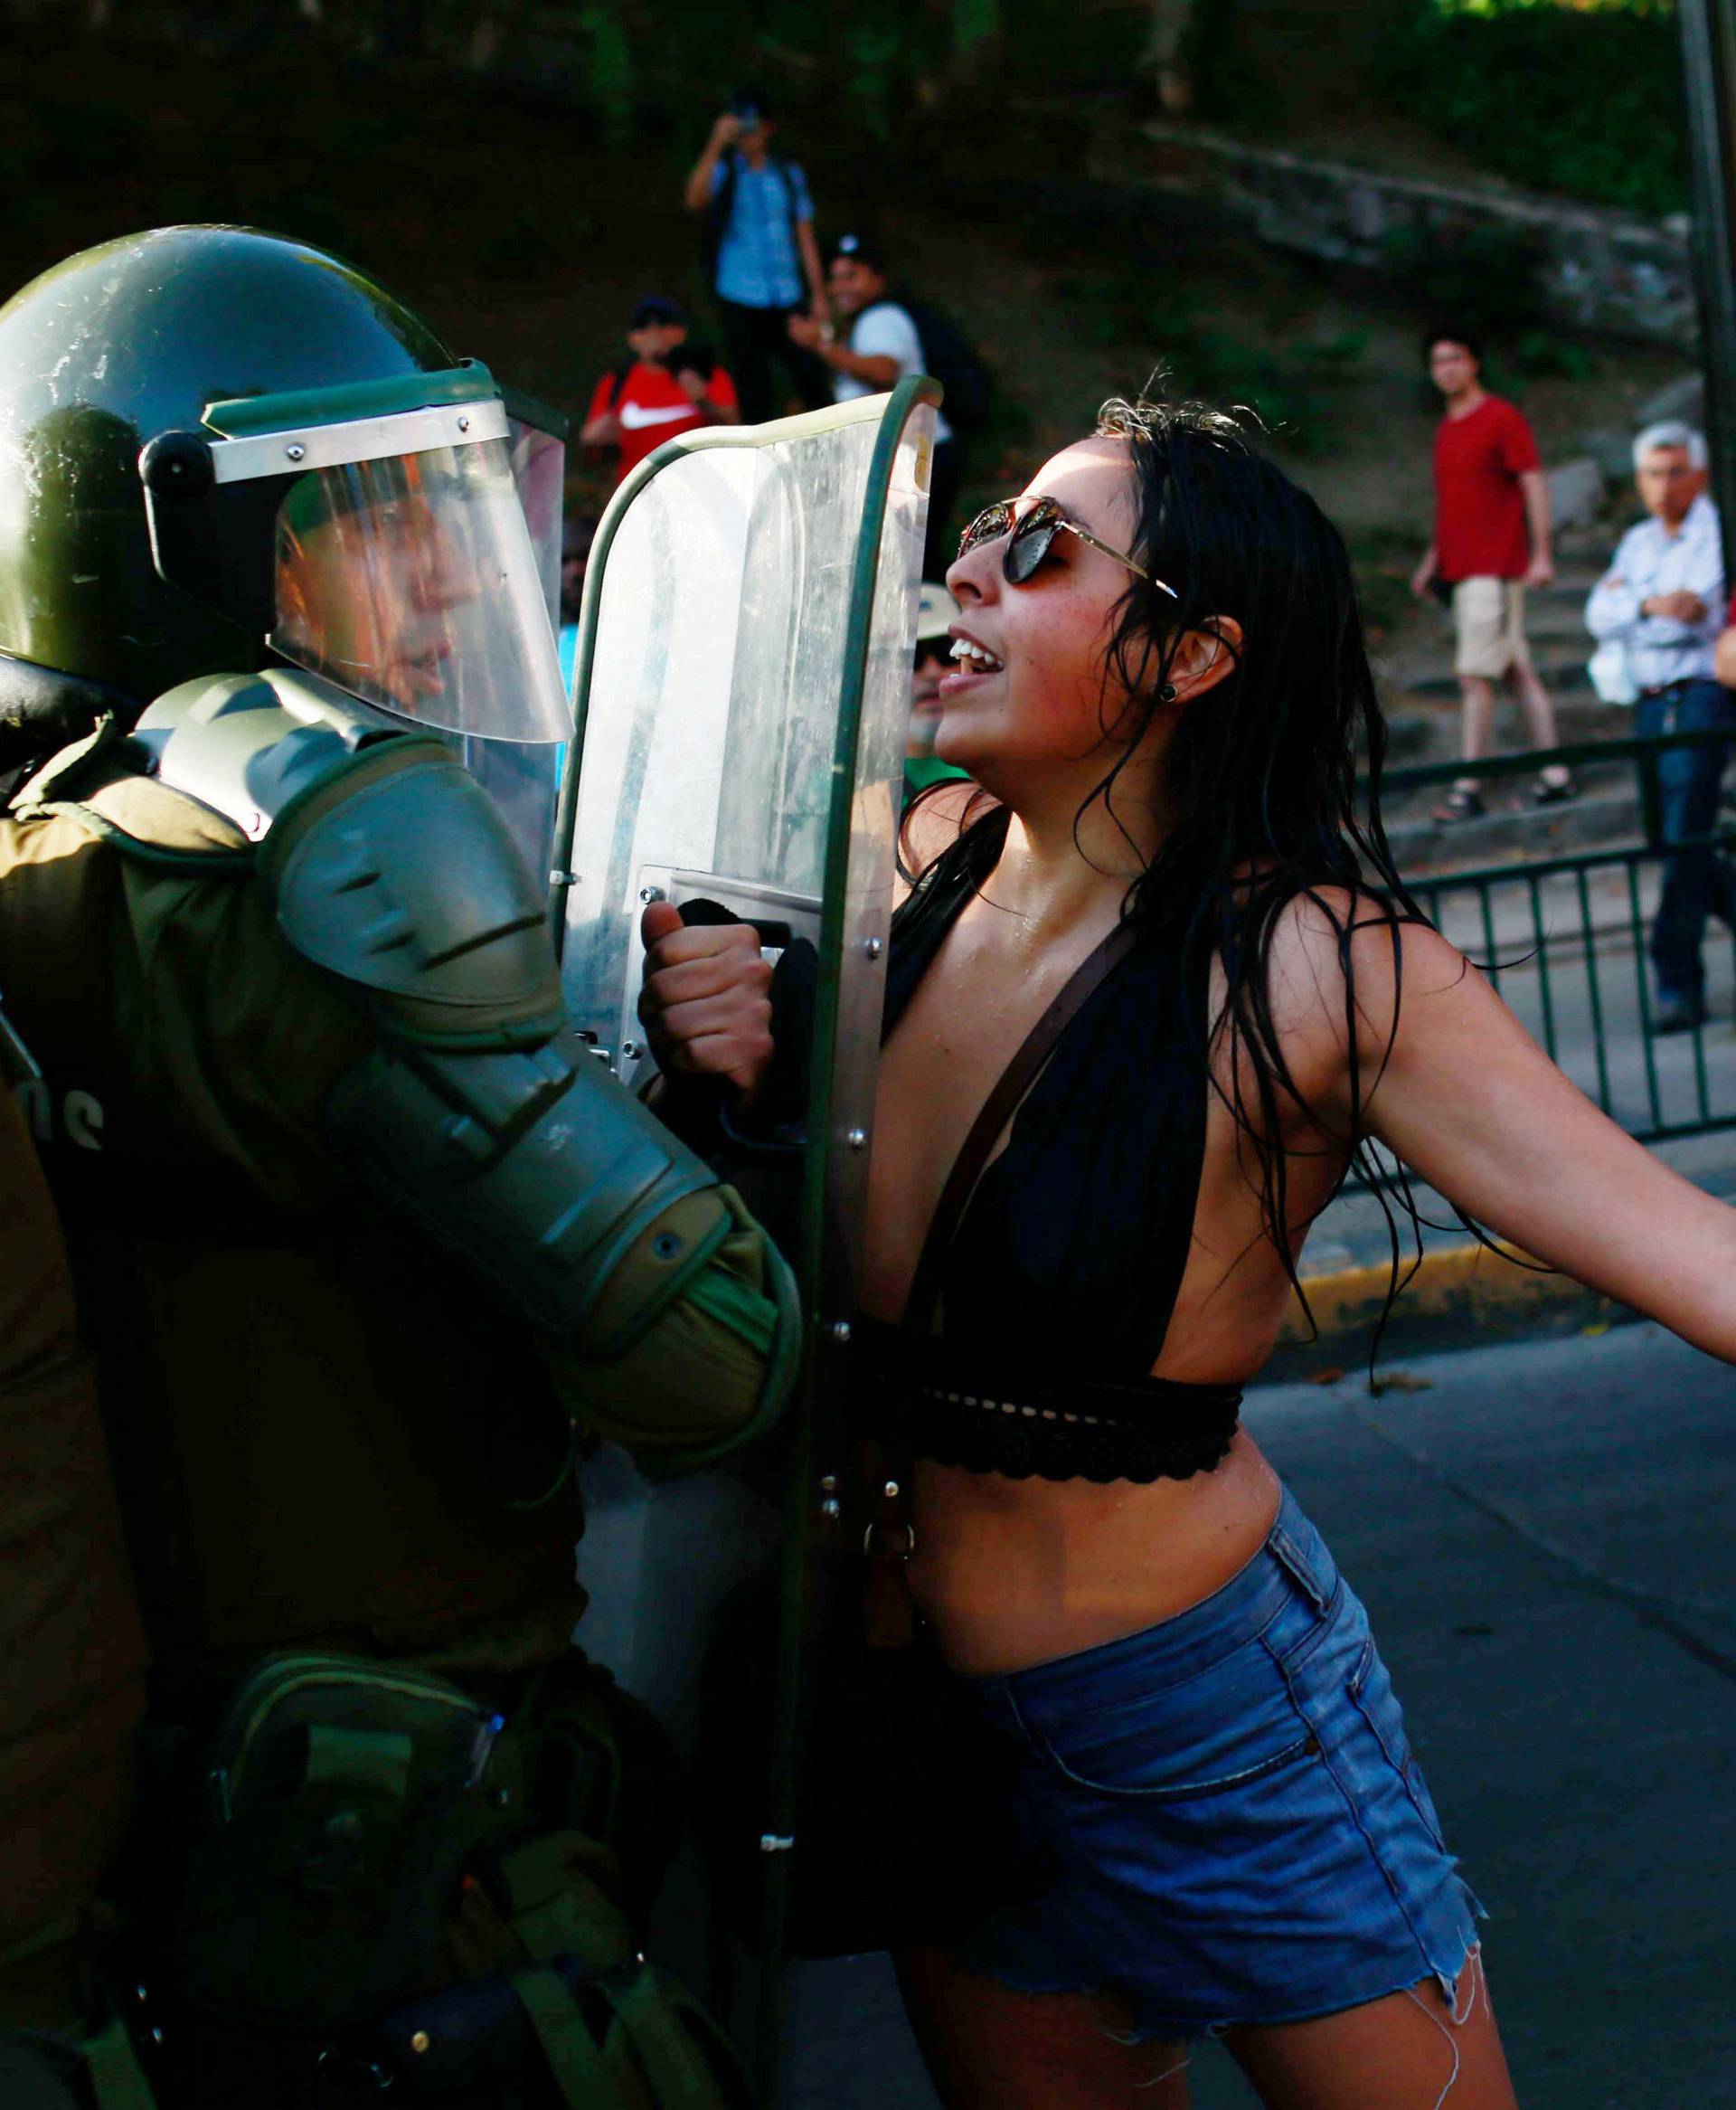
[851,807,1242,1485]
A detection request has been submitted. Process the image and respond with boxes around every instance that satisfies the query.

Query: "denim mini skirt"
[956,1485,1483,2040]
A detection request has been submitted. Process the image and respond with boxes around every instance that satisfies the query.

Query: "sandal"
[1432,785,1485,823]
[1528,773,1576,806]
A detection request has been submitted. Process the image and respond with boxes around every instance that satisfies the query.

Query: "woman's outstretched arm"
[1318,909,1736,1362]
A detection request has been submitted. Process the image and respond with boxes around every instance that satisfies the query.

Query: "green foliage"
[1510,328,1598,379]
[1379,219,1552,336]
[1172,327,1369,452]
[578,2,638,145]
[1385,224,1596,383]
[952,0,1002,52]
[1377,0,1687,215]
[839,21,907,144]
[1053,257,1368,450]
[485,207,571,282]
[1183,0,1289,129]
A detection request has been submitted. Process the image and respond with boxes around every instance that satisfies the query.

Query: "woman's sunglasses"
[956,495,1178,597]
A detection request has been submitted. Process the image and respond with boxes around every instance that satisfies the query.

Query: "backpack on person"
[701,149,800,290]
[152,1649,754,2106]
[871,296,993,433]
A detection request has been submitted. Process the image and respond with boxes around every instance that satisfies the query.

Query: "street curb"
[1286,1238,1614,1347]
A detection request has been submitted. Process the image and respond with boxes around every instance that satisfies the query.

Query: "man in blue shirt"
[683,91,829,424]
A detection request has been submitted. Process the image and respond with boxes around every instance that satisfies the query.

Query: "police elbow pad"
[259,736,799,1435]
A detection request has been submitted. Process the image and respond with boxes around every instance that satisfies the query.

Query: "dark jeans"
[714,297,830,425]
[1637,677,1736,1002]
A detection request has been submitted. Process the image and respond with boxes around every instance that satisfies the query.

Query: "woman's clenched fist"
[637,900,775,1106]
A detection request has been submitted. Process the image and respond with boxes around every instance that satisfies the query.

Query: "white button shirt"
[1584,492,1725,693]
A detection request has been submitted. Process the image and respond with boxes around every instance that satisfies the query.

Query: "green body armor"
[0,222,790,2108]
[0,680,795,1681]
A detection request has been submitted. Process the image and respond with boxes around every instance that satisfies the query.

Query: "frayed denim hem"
[953,1931,1488,2051]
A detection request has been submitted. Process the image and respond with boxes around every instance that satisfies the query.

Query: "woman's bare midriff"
[906,1431,1282,1677]
[863,837,1347,1682]
[868,1003,1335,1680]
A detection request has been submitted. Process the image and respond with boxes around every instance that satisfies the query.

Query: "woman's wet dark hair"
[1099,393,1439,1330]
[904,393,1464,1347]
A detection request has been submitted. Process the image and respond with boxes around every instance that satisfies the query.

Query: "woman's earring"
[1156,682,1178,703]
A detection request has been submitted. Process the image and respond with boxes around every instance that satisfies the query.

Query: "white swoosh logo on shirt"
[618,402,697,431]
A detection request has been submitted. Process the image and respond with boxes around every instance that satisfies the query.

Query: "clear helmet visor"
[270,434,571,743]
[507,412,568,636]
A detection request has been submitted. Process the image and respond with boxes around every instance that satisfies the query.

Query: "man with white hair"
[1586,419,1732,1032]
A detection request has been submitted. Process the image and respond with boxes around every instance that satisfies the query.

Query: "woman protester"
[636,397,1736,2109]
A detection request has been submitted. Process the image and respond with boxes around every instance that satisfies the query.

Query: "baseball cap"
[828,231,889,273]
[629,295,686,329]
[915,582,959,648]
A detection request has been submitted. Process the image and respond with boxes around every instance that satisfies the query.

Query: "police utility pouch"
[372,1954,754,2105]
[173,1653,515,2031]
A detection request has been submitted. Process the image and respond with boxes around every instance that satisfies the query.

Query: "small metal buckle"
[863,1519,917,1563]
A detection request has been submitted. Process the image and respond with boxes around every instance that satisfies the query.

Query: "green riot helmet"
[0,225,569,754]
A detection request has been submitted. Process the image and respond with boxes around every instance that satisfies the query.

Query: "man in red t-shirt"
[580,295,741,484]
[1410,328,1571,820]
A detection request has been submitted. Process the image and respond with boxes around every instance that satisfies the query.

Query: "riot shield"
[551,378,939,2096]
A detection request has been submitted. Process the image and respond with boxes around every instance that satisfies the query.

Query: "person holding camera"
[682,90,829,423]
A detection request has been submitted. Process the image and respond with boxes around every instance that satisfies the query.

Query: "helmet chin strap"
[0,653,141,771]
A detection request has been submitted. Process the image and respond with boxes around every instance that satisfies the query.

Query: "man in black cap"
[789,232,969,572]
[580,294,740,485]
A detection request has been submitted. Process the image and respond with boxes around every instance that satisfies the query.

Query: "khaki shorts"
[1451,575,1533,680]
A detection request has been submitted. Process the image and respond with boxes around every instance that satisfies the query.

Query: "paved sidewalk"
[785,1322,1736,2108]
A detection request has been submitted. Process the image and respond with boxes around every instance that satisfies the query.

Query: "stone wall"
[1143,121,1697,350]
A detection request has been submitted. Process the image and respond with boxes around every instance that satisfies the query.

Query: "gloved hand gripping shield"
[552,378,938,2088]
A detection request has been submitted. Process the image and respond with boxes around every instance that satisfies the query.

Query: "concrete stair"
[1382,778,1640,877]
[1371,555,1665,878]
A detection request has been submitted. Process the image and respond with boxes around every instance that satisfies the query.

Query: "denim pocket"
[1021,1635,1321,1802]
[1345,1633,1448,1853]
[1267,1574,1344,1676]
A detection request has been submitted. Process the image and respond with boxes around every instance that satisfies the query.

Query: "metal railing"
[1370,729,1736,1146]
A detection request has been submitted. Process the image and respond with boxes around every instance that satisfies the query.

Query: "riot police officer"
[0,225,794,2106]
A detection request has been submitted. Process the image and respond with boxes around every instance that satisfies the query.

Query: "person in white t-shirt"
[788,232,961,572]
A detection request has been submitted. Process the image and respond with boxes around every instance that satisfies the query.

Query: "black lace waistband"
[846,1320,1241,1487]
